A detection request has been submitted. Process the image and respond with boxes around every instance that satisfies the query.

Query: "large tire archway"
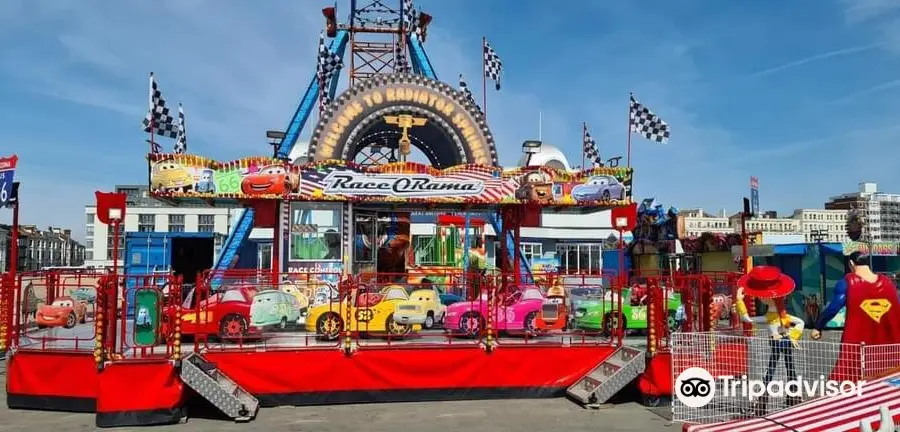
[308,74,499,168]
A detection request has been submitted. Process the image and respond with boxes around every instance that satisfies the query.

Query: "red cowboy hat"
[737,266,795,299]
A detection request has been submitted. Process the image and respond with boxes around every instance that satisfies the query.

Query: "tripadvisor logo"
[675,367,865,408]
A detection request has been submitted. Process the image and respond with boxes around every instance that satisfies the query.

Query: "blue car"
[439,293,463,306]
[195,169,216,193]
[571,175,626,202]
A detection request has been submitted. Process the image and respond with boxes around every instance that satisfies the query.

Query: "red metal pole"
[10,201,18,277]
[107,219,120,356]
[513,208,521,287]
[626,93,633,168]
[272,201,281,283]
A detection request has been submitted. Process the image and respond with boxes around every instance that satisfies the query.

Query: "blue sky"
[1,0,900,240]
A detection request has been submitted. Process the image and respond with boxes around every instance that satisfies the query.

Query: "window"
[198,215,215,233]
[86,239,93,248]
[85,251,93,261]
[493,241,543,267]
[86,213,95,224]
[106,223,124,261]
[138,214,156,232]
[555,243,603,274]
[86,226,94,237]
[168,214,185,232]
[289,203,342,261]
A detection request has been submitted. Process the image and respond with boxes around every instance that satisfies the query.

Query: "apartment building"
[826,182,900,242]
[0,224,85,271]
[790,209,849,243]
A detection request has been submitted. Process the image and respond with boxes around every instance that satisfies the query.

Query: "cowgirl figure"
[735,266,805,414]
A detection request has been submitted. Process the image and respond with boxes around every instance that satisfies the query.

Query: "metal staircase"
[181,353,259,422]
[486,213,534,283]
[566,346,646,408]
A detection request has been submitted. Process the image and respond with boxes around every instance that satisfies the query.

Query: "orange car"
[241,165,294,195]
[36,296,88,329]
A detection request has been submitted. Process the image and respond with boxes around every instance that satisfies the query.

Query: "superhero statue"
[735,266,805,414]
[812,252,900,381]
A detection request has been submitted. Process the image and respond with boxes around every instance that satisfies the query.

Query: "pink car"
[443,288,545,336]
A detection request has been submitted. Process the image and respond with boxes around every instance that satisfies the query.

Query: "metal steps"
[181,353,259,422]
[566,346,646,408]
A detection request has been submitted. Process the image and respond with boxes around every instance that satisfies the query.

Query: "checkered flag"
[173,103,187,154]
[483,39,503,90]
[458,74,477,105]
[583,126,601,166]
[317,32,343,112]
[630,95,670,143]
[402,0,422,41]
[141,72,177,142]
[395,41,410,74]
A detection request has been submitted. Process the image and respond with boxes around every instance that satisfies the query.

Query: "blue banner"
[0,154,18,207]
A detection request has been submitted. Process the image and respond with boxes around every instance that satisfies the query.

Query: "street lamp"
[522,140,542,166]
[266,130,286,159]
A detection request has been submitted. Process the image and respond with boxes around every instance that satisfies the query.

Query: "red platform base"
[6,351,184,427]
[205,345,616,406]
[638,343,749,404]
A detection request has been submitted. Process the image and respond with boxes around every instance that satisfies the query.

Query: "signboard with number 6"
[0,154,18,207]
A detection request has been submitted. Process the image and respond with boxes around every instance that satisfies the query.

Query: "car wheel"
[278,317,288,331]
[601,190,611,201]
[316,312,343,341]
[64,312,77,329]
[80,313,87,323]
[459,311,483,338]
[602,312,626,336]
[524,311,542,336]
[386,313,412,337]
[219,314,248,341]
[424,312,435,329]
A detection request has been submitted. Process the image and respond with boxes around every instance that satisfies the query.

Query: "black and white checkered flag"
[583,127,601,166]
[395,41,410,74]
[402,0,422,41]
[174,103,187,154]
[458,74,477,105]
[141,72,177,141]
[483,39,503,90]
[630,95,670,143]
[317,32,343,112]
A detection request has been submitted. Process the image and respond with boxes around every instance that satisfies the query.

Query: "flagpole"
[482,36,488,120]
[148,72,157,153]
[581,122,586,170]
[626,92,633,169]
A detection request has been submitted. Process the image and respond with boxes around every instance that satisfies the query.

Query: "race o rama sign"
[321,171,484,198]
[309,74,498,167]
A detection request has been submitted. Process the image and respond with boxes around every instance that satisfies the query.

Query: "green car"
[249,290,302,331]
[573,288,682,333]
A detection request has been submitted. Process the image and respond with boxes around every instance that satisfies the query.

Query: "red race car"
[241,165,294,195]
[36,296,88,329]
[164,286,259,341]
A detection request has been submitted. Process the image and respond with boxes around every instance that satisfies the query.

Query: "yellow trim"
[736,299,749,317]
[789,328,802,341]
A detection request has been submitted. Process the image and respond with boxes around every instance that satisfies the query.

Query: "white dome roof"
[516,144,571,170]
[288,141,309,164]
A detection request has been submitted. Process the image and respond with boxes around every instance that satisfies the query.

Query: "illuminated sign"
[321,172,484,197]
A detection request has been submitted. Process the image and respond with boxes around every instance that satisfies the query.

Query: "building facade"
[681,208,732,238]
[826,182,900,242]
[84,184,240,268]
[0,224,85,271]
[790,209,849,243]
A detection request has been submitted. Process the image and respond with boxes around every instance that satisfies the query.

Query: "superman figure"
[812,252,900,381]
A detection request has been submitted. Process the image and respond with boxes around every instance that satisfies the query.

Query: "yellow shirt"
[736,299,804,341]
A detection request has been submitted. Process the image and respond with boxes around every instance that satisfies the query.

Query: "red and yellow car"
[241,165,294,195]
[163,286,259,340]
[535,283,568,331]
[36,296,88,329]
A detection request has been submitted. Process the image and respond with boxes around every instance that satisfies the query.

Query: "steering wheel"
[504,291,523,306]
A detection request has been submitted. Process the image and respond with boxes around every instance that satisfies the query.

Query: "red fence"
[0,268,743,358]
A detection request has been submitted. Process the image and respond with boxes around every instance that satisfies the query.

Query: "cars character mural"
[164,285,259,340]
[305,285,418,340]
[36,296,88,329]
[573,284,682,334]
[149,157,300,196]
[393,285,447,329]
[250,290,303,331]
[443,288,546,336]
[571,174,627,202]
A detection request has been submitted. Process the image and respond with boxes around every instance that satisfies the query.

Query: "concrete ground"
[0,361,680,432]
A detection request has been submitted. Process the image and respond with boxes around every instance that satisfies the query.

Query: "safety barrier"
[672,331,900,425]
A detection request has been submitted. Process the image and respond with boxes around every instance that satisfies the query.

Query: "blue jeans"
[765,338,797,383]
